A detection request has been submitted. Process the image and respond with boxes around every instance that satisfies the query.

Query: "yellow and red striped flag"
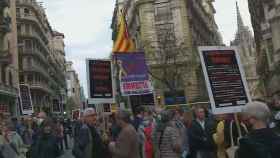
[112,11,135,53]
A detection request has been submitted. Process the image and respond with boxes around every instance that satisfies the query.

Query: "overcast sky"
[42,0,252,97]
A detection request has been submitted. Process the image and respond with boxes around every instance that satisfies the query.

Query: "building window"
[17,25,22,34]
[24,8,30,16]
[27,74,33,83]
[1,68,6,84]
[9,71,13,86]
[72,88,75,93]
[19,75,24,83]
[16,8,20,17]
[25,40,32,49]
[155,4,172,22]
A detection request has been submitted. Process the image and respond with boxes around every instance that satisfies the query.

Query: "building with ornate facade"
[0,0,19,115]
[248,0,280,103]
[230,2,262,100]
[16,0,67,113]
[66,61,81,111]
[111,0,223,104]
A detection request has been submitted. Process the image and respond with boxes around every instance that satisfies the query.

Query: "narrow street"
[59,136,74,158]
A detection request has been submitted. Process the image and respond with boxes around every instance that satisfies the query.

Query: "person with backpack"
[237,101,280,158]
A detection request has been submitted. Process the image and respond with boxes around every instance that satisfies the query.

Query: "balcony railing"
[29,82,55,95]
[18,30,50,54]
[21,48,49,66]
[0,83,17,97]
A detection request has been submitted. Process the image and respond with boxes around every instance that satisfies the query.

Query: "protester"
[237,101,280,158]
[189,106,216,158]
[213,113,248,158]
[109,110,140,158]
[174,108,190,158]
[0,117,6,158]
[152,110,181,158]
[133,107,145,130]
[3,119,27,158]
[21,118,33,158]
[30,119,60,158]
[142,110,154,158]
[53,119,64,152]
[60,120,69,150]
[72,108,107,158]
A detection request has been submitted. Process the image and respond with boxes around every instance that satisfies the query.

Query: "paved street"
[60,149,74,158]
[60,136,74,158]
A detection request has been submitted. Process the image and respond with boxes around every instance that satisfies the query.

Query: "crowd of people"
[1,101,280,158]
[0,112,72,158]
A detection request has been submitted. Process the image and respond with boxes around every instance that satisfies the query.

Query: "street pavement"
[59,135,74,158]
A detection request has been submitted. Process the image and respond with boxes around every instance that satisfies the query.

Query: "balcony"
[21,48,49,66]
[18,30,50,54]
[29,82,55,95]
[0,83,17,97]
[17,13,49,43]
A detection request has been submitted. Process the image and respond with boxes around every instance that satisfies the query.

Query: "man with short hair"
[237,101,280,158]
[72,108,106,158]
[189,106,216,158]
[109,110,140,158]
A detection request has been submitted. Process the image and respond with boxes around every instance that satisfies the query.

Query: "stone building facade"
[66,61,81,110]
[0,0,19,115]
[111,0,222,104]
[248,0,280,102]
[230,2,262,100]
[16,0,67,113]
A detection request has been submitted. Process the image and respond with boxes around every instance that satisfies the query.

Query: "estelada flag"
[112,10,135,53]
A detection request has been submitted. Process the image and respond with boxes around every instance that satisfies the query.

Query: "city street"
[1,0,280,158]
[59,136,74,158]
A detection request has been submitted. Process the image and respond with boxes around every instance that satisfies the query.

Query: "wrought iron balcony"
[0,83,17,97]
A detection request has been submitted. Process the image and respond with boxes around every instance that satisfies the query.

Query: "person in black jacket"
[189,106,216,158]
[31,119,60,158]
[237,101,280,158]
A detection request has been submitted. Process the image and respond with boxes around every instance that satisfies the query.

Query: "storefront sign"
[113,52,153,96]
[199,46,251,114]
[86,59,114,104]
[19,84,33,115]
